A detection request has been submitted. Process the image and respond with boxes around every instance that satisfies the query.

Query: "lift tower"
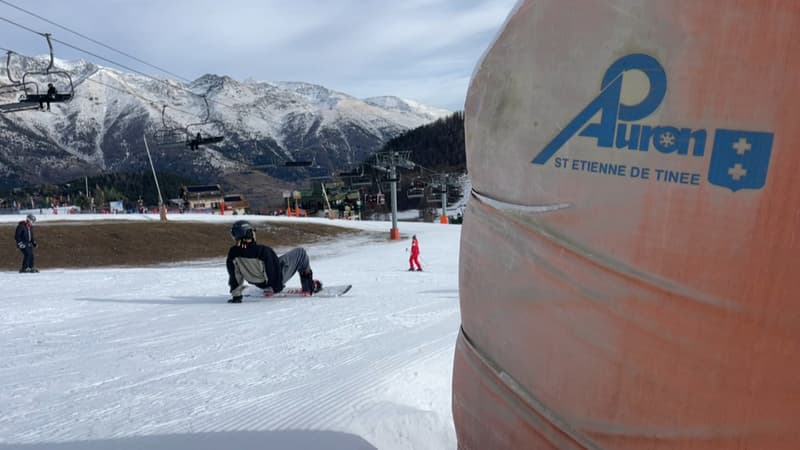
[372,151,414,240]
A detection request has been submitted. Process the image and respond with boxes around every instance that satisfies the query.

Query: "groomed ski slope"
[0,215,460,450]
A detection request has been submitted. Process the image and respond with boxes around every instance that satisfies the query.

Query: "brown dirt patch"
[1,221,362,270]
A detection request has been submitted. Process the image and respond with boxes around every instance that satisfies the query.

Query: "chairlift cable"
[83,77,198,119]
[0,14,238,112]
[0,0,194,83]
[0,13,285,137]
[4,46,203,120]
[0,14,44,36]
[0,15,148,78]
[51,34,239,111]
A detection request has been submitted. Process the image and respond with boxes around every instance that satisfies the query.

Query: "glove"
[17,242,25,249]
[32,241,37,248]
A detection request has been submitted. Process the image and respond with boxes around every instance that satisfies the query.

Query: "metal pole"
[440,175,449,224]
[390,161,399,239]
[441,177,445,216]
[143,134,167,221]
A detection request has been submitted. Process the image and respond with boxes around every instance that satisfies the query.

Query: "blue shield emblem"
[708,130,774,192]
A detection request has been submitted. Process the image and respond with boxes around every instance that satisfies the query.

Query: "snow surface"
[0,214,461,450]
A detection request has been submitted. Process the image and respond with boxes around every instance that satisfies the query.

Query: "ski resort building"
[181,185,249,214]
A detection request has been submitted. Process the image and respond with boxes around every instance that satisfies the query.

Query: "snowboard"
[241,284,352,299]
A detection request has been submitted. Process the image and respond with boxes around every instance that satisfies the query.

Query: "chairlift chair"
[154,105,188,148]
[338,165,364,178]
[185,95,224,149]
[350,176,372,187]
[406,176,427,199]
[251,158,277,169]
[426,185,445,203]
[338,165,371,187]
[366,193,379,207]
[309,166,332,180]
[20,73,73,106]
[249,140,278,168]
[284,160,313,167]
[0,52,29,95]
[185,128,224,149]
[0,38,73,113]
[407,187,425,199]
[20,34,74,106]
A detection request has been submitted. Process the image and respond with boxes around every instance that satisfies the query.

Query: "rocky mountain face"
[0,56,450,204]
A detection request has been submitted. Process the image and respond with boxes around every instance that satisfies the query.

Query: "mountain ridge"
[0,56,450,204]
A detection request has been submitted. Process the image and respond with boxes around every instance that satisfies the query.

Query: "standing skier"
[15,214,38,273]
[409,234,422,271]
[226,220,322,302]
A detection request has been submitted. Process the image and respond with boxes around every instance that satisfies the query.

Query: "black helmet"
[26,214,36,223]
[230,220,255,241]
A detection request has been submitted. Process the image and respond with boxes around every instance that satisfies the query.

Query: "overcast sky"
[0,0,517,110]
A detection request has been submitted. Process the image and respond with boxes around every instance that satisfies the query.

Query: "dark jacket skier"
[226,220,321,303]
[190,132,201,150]
[40,83,57,111]
[15,214,38,273]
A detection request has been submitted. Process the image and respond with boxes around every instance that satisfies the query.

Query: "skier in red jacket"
[409,234,422,271]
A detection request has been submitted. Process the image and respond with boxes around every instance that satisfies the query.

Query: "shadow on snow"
[0,429,377,450]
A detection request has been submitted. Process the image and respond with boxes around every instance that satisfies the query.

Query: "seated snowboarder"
[226,220,322,303]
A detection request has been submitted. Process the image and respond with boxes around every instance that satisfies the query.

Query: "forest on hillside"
[0,171,196,211]
[322,111,467,214]
[383,111,466,172]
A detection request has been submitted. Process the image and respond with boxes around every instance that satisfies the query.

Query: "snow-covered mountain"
[0,56,451,190]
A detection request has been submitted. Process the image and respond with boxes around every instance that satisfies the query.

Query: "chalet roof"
[184,185,222,194]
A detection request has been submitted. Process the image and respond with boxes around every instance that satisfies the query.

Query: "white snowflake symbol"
[659,132,676,148]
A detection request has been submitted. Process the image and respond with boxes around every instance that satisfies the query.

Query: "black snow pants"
[19,246,34,271]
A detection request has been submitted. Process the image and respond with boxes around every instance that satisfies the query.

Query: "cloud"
[0,0,518,109]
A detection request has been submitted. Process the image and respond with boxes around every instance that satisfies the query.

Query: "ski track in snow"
[0,217,460,450]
